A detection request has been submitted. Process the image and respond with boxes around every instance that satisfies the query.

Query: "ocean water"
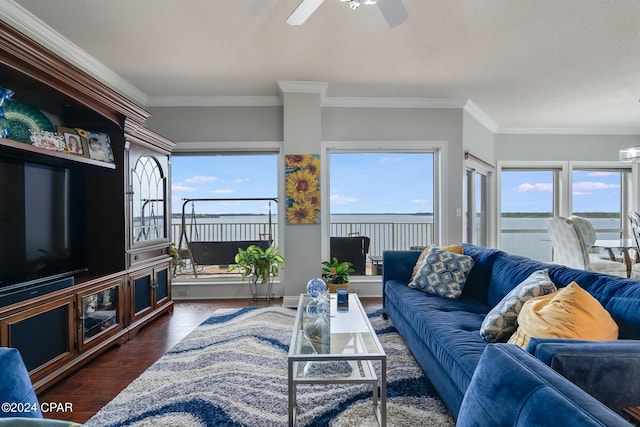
[171,214,623,262]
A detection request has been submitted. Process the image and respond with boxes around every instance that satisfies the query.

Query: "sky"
[501,170,622,213]
[172,155,623,216]
[171,153,434,215]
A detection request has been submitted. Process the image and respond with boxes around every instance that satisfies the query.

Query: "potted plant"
[228,244,285,285]
[321,257,354,293]
[169,243,186,277]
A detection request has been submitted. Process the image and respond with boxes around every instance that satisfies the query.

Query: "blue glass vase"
[306,277,327,299]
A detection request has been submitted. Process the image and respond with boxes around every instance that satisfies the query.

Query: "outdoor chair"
[330,236,371,275]
[547,216,627,277]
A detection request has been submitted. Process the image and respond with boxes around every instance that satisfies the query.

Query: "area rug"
[85,306,455,427]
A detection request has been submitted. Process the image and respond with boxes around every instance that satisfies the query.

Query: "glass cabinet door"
[131,153,167,244]
[81,285,120,343]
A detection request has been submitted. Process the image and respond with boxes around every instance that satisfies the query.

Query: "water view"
[171,213,622,265]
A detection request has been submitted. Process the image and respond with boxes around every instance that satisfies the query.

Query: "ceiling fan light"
[619,146,640,162]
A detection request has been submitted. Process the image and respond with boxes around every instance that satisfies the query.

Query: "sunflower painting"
[285,154,321,224]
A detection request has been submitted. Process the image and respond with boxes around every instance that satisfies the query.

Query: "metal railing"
[171,221,433,258]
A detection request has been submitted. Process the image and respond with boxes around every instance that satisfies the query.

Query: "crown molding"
[463,100,498,133]
[277,81,328,97]
[495,127,640,135]
[323,97,467,109]
[0,0,148,106]
[147,95,281,107]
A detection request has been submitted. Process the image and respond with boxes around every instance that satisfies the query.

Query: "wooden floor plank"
[37,297,382,423]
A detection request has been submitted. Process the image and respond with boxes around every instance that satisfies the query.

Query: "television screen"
[0,158,88,291]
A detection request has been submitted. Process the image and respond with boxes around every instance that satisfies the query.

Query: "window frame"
[464,152,496,247]
[497,160,635,260]
[320,141,445,278]
[170,142,283,284]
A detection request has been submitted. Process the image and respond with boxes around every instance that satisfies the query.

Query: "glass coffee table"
[288,293,387,426]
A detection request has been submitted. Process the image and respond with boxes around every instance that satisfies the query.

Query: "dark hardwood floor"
[37,297,382,424]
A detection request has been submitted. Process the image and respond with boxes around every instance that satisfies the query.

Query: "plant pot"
[327,282,349,293]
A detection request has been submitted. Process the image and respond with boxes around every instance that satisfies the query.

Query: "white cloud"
[229,178,250,184]
[515,183,553,192]
[330,194,359,204]
[213,189,234,194]
[410,199,427,204]
[588,171,616,177]
[573,181,618,191]
[172,184,196,192]
[185,175,217,183]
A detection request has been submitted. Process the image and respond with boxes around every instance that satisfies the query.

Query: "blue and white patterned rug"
[85,306,455,427]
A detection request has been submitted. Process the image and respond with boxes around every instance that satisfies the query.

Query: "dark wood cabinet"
[0,21,175,392]
[0,295,76,386]
[77,276,125,352]
[128,260,172,335]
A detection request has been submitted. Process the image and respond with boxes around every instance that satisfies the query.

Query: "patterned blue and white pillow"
[409,246,475,299]
[480,269,557,342]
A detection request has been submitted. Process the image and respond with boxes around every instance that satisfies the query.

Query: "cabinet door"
[129,150,168,247]
[0,296,76,381]
[77,277,124,351]
[154,265,170,305]
[130,269,154,323]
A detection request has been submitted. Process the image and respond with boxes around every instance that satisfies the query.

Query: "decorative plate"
[0,99,55,144]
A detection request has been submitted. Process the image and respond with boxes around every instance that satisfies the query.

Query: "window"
[465,153,494,247]
[499,162,633,262]
[326,150,437,276]
[500,168,559,261]
[171,154,278,279]
[571,168,631,240]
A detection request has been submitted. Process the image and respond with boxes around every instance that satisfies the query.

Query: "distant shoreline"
[172,212,619,218]
[501,212,619,218]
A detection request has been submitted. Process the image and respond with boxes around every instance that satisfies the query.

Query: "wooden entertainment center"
[0,22,175,392]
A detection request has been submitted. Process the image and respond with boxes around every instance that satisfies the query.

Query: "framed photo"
[57,126,88,157]
[86,131,115,163]
[29,130,64,151]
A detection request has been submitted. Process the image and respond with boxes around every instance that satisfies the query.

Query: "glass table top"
[289,293,385,359]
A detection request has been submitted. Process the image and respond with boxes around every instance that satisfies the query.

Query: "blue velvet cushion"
[0,348,41,419]
[409,246,475,299]
[480,269,557,342]
[458,344,630,426]
[526,338,640,416]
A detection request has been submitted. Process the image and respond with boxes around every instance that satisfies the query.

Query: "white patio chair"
[547,216,627,277]
[627,211,640,279]
[568,215,617,262]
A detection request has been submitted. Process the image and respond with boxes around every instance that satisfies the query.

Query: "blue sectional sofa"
[382,244,640,425]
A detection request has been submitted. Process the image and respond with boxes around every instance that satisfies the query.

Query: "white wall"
[463,111,495,164]
[495,134,640,161]
[146,106,283,142]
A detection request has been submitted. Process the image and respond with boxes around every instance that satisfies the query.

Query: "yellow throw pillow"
[508,281,618,349]
[411,244,463,280]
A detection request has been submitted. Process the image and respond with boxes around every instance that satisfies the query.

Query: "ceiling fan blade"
[377,0,408,27]
[286,0,325,25]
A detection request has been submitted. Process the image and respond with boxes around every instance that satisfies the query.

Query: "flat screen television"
[0,157,88,296]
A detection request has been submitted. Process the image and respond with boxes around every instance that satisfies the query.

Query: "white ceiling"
[5,0,640,133]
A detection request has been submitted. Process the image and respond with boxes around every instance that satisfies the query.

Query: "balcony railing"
[171,221,433,259]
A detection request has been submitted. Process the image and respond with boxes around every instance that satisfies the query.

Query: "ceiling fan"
[286,0,409,27]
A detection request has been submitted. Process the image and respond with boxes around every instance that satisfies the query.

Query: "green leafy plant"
[321,257,354,284]
[228,245,285,284]
[169,243,186,277]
